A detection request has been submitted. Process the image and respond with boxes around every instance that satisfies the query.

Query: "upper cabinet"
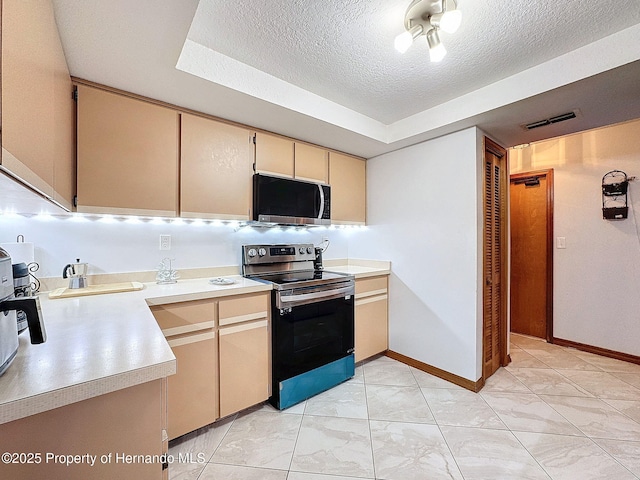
[76,85,179,216]
[70,80,366,223]
[1,0,75,210]
[255,134,330,185]
[254,132,294,178]
[294,143,328,184]
[329,152,366,224]
[181,114,254,220]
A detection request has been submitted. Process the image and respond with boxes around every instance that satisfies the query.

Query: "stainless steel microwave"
[253,174,330,225]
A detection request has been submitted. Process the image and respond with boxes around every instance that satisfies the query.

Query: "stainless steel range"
[242,243,355,410]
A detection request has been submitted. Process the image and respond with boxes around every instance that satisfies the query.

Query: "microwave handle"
[317,184,325,219]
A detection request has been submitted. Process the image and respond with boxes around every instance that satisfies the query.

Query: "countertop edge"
[0,359,176,425]
[144,282,273,306]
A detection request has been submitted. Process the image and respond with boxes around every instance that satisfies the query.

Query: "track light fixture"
[394,0,462,61]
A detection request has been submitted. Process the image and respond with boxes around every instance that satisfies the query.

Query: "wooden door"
[510,170,554,340]
[483,138,508,380]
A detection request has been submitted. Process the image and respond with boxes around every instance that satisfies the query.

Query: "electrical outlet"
[159,235,171,251]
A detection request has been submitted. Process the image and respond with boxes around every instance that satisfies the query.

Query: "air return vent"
[523,110,578,130]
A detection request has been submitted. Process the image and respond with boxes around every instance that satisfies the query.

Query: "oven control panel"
[243,244,315,265]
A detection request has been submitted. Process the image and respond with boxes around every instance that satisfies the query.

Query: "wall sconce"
[394,0,462,62]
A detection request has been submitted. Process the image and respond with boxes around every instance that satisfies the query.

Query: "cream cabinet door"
[151,300,218,440]
[1,0,75,209]
[76,85,179,216]
[294,143,328,184]
[166,332,218,440]
[218,293,270,417]
[255,132,294,178]
[219,320,270,417]
[328,152,366,224]
[355,276,389,362]
[181,114,254,219]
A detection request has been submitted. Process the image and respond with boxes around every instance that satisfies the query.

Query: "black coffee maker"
[314,247,324,271]
[0,247,46,376]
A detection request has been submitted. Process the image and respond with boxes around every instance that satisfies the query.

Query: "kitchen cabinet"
[329,152,366,224]
[294,143,328,184]
[76,84,179,216]
[355,275,389,362]
[0,379,166,480]
[151,292,269,437]
[254,132,294,178]
[150,299,218,440]
[181,114,255,219]
[1,0,75,210]
[218,293,270,417]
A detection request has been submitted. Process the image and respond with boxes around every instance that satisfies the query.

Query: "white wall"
[0,215,352,279]
[511,118,640,356]
[351,127,483,382]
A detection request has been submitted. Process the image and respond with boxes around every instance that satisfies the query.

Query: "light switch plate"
[556,236,566,249]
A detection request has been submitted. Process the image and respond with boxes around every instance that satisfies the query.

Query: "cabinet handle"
[167,331,215,348]
[219,319,268,336]
[355,294,388,307]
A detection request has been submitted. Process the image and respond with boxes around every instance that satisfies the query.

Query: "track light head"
[395,0,460,60]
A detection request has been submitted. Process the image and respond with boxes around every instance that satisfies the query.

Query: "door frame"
[509,169,554,342]
[482,137,510,381]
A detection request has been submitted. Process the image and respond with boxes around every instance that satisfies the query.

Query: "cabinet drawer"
[219,293,269,326]
[355,276,388,297]
[150,299,216,335]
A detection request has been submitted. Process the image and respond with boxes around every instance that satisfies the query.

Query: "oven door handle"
[279,285,354,304]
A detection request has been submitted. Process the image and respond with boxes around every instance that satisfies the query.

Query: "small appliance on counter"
[0,247,47,377]
[12,262,32,334]
[63,259,89,289]
[314,247,324,271]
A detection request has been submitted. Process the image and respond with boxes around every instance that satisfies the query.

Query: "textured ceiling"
[51,0,640,157]
[188,0,640,123]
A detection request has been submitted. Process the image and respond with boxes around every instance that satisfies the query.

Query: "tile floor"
[168,333,640,479]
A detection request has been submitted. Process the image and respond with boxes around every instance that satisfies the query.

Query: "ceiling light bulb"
[429,43,447,62]
[426,28,446,62]
[440,9,462,33]
[394,24,423,53]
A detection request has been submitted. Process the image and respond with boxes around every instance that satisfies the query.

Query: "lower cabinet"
[355,275,389,362]
[219,320,269,417]
[150,292,270,440]
[0,380,166,480]
[150,299,217,441]
[166,331,218,440]
[218,293,270,418]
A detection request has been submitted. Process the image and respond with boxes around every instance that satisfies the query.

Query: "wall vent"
[523,110,578,130]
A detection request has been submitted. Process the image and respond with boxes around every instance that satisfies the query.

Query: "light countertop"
[0,275,271,425]
[0,262,390,426]
[324,259,391,279]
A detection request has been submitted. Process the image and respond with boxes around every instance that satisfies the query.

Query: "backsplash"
[0,213,357,281]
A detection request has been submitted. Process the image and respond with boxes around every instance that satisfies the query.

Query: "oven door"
[272,292,354,381]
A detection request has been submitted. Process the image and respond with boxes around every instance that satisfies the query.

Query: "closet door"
[482,138,508,380]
